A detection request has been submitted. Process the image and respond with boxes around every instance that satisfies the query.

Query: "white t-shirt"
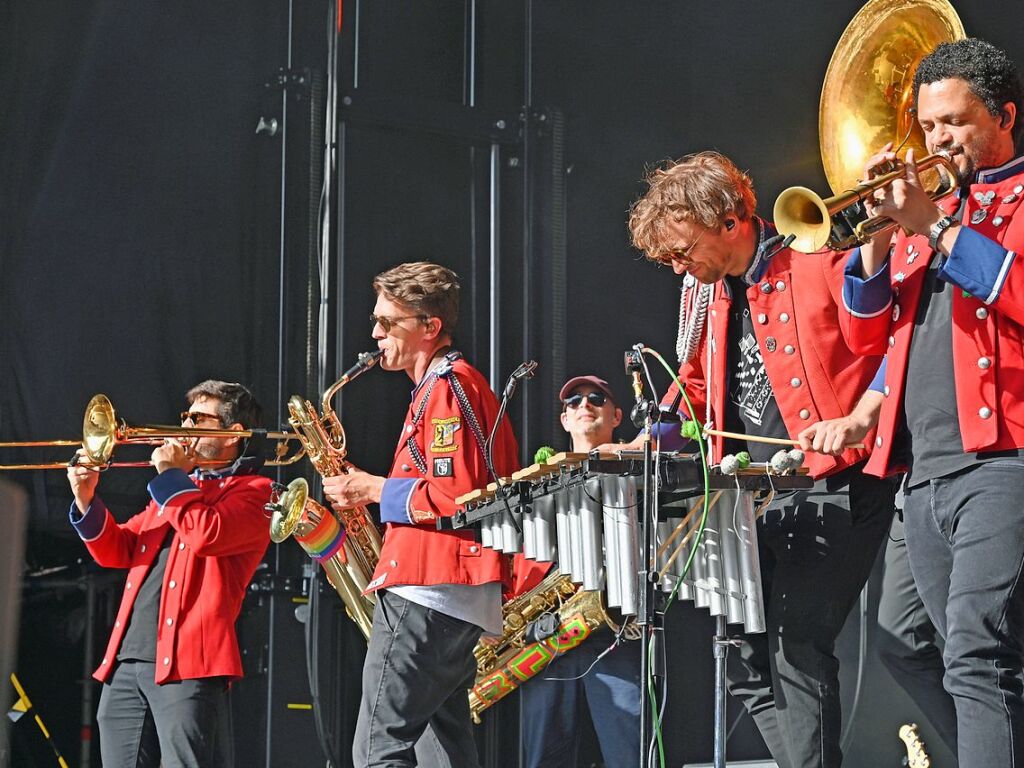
[389,582,503,636]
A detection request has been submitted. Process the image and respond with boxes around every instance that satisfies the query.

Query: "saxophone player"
[322,261,519,768]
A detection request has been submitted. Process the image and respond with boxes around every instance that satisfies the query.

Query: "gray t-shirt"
[117,529,172,662]
[903,250,1021,486]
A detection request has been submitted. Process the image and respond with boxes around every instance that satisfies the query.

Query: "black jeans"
[876,511,957,752]
[903,460,1024,768]
[96,661,232,768]
[353,590,484,768]
[726,469,895,768]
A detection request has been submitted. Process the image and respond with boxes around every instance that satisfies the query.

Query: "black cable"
[839,584,870,753]
[305,561,340,767]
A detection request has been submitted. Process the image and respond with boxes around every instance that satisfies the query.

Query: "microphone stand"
[625,345,666,768]
[484,360,538,535]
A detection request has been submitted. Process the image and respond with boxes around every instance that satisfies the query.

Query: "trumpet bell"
[269,477,309,544]
[820,0,965,194]
[773,186,834,254]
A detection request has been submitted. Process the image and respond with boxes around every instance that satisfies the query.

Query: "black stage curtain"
[1,1,287,540]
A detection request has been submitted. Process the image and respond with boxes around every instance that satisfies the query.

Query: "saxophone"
[267,350,384,639]
[469,569,617,722]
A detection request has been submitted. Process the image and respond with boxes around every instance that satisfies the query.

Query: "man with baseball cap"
[515,374,641,768]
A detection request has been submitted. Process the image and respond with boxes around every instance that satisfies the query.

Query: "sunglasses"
[652,226,709,266]
[563,391,608,409]
[370,313,427,332]
[180,410,223,426]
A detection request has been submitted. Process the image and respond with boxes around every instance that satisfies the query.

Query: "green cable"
[641,346,711,605]
[639,346,713,768]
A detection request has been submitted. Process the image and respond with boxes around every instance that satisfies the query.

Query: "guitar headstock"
[899,723,931,768]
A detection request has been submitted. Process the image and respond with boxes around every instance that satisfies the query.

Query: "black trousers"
[96,661,232,768]
[903,460,1024,768]
[876,511,957,752]
[353,591,484,768]
[726,468,896,768]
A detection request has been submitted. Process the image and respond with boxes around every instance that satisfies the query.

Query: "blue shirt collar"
[195,453,264,480]
[740,217,779,286]
[972,153,1024,186]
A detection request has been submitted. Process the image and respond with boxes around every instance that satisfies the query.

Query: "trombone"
[0,394,305,470]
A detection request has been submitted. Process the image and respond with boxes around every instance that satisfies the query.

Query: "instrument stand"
[713,616,742,768]
[637,427,656,767]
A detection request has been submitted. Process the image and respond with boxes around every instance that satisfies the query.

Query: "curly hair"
[628,151,757,259]
[914,38,1024,148]
[185,380,262,428]
[372,261,461,337]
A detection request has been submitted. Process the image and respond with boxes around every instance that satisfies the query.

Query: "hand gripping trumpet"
[773,0,965,254]
[267,350,384,639]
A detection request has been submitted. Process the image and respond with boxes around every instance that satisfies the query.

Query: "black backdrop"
[5,1,1024,766]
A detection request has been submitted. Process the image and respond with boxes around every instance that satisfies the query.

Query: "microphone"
[624,348,649,428]
[511,360,538,381]
[761,233,797,261]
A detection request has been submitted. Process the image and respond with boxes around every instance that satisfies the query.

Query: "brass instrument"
[266,350,384,639]
[0,394,304,471]
[773,0,965,253]
[469,569,616,722]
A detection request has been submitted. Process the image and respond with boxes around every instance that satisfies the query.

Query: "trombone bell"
[83,394,119,465]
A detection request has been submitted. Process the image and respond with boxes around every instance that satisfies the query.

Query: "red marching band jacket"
[841,156,1024,477]
[664,220,884,479]
[70,465,272,684]
[367,352,520,592]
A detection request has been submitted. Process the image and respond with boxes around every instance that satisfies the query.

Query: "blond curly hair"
[628,151,757,260]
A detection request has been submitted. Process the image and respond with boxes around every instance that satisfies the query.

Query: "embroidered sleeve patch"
[430,416,461,453]
[433,457,454,477]
[411,508,438,524]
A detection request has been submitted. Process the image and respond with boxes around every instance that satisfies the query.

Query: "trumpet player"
[322,262,519,768]
[66,380,271,768]
[840,38,1024,768]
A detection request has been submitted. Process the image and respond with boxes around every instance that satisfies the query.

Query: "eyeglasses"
[180,410,223,426]
[370,313,427,332]
[563,392,608,409]
[653,226,709,266]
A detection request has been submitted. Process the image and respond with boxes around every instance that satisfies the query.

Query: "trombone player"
[839,38,1024,768]
[66,380,272,768]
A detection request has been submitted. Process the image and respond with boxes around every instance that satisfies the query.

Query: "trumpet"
[0,394,305,471]
[773,0,965,254]
[773,152,958,253]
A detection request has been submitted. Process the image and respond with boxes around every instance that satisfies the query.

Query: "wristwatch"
[928,214,957,251]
